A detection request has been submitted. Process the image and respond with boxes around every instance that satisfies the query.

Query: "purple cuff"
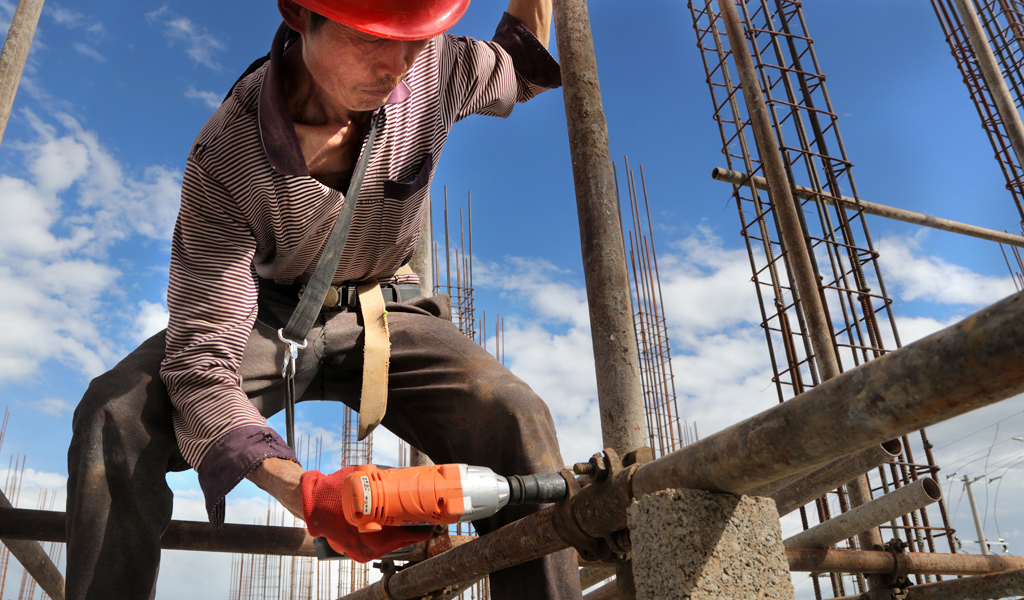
[197,425,299,526]
[493,12,562,90]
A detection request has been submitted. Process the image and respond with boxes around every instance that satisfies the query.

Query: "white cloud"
[132,300,169,343]
[31,397,74,417]
[186,85,223,110]
[877,235,1017,305]
[147,7,226,70]
[46,4,104,35]
[73,42,105,62]
[0,109,181,382]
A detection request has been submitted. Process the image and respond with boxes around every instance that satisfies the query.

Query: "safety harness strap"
[278,110,383,450]
[356,279,391,440]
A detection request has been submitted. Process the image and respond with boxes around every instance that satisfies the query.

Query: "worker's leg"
[311,297,584,600]
[66,331,183,600]
[65,316,294,600]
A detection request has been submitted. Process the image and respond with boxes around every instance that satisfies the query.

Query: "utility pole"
[0,0,46,149]
[962,475,990,555]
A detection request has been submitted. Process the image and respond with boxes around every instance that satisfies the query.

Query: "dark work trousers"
[66,282,583,600]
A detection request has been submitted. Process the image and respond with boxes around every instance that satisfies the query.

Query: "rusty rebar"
[712,167,1024,248]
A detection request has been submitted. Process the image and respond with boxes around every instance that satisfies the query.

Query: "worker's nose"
[376,40,428,81]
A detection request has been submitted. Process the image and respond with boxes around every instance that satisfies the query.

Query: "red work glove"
[301,467,435,563]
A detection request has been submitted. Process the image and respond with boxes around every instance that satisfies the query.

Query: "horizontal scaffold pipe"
[0,507,475,562]
[340,291,1024,600]
[630,290,1024,498]
[711,167,1024,249]
[783,478,941,549]
[833,567,1024,600]
[0,491,64,600]
[750,440,902,515]
[0,507,317,556]
[787,548,1024,576]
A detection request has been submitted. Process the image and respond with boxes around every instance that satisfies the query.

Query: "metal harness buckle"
[277,329,308,378]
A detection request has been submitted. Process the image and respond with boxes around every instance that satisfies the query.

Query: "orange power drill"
[314,463,568,559]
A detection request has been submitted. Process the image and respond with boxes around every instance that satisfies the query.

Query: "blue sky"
[1,1,1023,598]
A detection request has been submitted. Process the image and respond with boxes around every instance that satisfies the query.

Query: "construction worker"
[65,0,582,598]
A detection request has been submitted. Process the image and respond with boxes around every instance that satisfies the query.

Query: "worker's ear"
[278,0,307,35]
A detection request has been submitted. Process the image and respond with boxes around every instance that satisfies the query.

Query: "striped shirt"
[160,15,560,523]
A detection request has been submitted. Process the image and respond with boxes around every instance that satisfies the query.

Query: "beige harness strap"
[355,264,415,440]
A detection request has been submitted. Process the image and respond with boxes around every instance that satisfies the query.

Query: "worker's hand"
[301,467,435,563]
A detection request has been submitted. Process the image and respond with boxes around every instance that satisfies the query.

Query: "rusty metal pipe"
[583,578,620,600]
[716,0,841,383]
[632,290,1024,500]
[787,548,1024,576]
[835,568,1024,600]
[0,0,45,148]
[0,507,318,556]
[746,440,901,513]
[783,478,941,549]
[552,0,648,456]
[0,492,65,600]
[580,566,616,589]
[903,568,1024,599]
[712,167,1024,249]
[953,0,1024,173]
[337,291,1024,600]
[554,1,647,595]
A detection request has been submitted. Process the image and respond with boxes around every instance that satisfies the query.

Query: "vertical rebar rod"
[0,0,44,149]
[955,0,1024,174]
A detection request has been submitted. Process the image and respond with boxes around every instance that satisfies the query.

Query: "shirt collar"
[258,22,412,176]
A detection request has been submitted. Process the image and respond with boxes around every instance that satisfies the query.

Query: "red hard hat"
[293,0,471,41]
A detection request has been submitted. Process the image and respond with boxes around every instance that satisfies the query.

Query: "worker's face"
[301,18,430,112]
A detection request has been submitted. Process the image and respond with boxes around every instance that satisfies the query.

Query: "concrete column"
[628,489,794,600]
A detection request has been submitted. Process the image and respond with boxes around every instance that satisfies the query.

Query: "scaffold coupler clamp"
[553,447,653,563]
[277,328,307,450]
[881,538,911,593]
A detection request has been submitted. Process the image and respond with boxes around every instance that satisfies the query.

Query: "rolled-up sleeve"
[439,12,561,124]
[161,156,298,525]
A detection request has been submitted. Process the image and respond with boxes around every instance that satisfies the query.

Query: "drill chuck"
[503,472,569,505]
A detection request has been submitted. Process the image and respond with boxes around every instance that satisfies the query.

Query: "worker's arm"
[248,457,305,519]
[506,0,553,48]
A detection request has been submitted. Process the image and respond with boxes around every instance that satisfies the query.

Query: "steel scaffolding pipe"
[0,0,45,148]
[835,568,1024,600]
[711,167,1024,249]
[746,440,902,514]
[787,548,1024,577]
[953,0,1024,174]
[554,0,647,594]
[783,478,942,549]
[552,0,648,456]
[0,493,65,600]
[338,290,1024,600]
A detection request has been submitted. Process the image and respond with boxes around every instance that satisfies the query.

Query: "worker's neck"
[281,38,365,129]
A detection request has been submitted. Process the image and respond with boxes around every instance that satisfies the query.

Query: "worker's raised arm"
[506,0,553,48]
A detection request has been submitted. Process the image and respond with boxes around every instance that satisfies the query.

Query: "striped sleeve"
[161,156,268,469]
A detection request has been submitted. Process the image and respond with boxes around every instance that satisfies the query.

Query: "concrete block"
[627,488,793,600]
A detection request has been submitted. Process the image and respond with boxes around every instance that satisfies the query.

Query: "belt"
[303,282,423,309]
